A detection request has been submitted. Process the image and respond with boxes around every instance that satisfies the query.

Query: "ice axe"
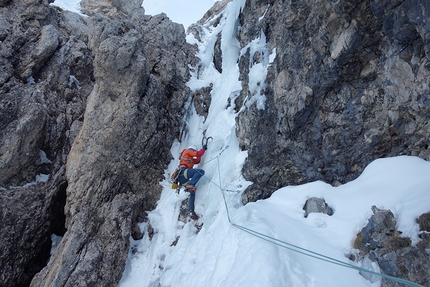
[202,136,213,149]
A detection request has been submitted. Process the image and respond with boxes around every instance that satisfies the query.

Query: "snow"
[119,153,430,287]
[50,234,63,255]
[8,173,50,189]
[240,30,275,110]
[26,76,36,85]
[54,1,430,287]
[39,150,52,164]
[50,0,82,15]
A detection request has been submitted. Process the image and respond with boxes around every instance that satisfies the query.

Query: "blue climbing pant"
[188,190,196,213]
[177,168,205,187]
[177,168,205,212]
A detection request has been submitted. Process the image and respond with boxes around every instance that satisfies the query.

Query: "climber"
[176,144,207,220]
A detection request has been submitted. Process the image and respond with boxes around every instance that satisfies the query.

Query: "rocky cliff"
[232,0,430,203]
[1,0,92,285]
[1,0,195,286]
[0,0,429,286]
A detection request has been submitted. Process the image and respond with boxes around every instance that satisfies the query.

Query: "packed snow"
[52,1,430,286]
[118,1,430,287]
[51,0,82,15]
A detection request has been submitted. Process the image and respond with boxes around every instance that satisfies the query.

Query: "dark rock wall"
[0,0,195,286]
[1,0,92,286]
[353,207,430,286]
[30,4,195,287]
[235,0,430,203]
[1,185,52,286]
[0,0,92,187]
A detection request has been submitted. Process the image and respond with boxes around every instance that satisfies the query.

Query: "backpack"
[179,148,199,168]
[170,148,193,189]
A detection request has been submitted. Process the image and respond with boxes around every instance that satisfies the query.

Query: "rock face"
[31,4,194,287]
[0,0,195,286]
[1,0,92,285]
[303,197,334,218]
[352,207,430,286]
[0,181,66,287]
[235,0,430,203]
[1,0,430,286]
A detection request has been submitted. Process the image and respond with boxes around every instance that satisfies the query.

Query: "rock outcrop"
[0,0,195,286]
[0,180,67,287]
[31,2,195,287]
[303,197,334,218]
[1,0,92,285]
[235,0,430,203]
[352,206,430,286]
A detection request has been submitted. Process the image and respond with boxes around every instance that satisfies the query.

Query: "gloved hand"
[203,145,208,150]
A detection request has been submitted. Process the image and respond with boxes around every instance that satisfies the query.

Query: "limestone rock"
[197,0,231,26]
[353,206,430,286]
[192,85,212,118]
[0,170,67,287]
[416,212,430,232]
[0,1,92,189]
[17,24,60,80]
[81,0,144,18]
[0,186,52,287]
[0,1,92,285]
[237,0,430,203]
[31,3,195,287]
[361,206,397,250]
[0,0,11,7]
[0,104,46,184]
[303,197,334,218]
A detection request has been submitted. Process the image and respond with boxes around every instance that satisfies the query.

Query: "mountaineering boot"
[185,184,196,192]
[189,211,199,221]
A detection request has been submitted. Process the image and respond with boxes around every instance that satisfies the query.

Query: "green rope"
[230,223,423,287]
[194,146,239,193]
[198,146,424,287]
[202,145,229,164]
[217,156,234,220]
[195,169,239,193]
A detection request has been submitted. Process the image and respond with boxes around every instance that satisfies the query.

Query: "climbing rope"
[197,145,239,193]
[196,146,424,287]
[202,145,229,164]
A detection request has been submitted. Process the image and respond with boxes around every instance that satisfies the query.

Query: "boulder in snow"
[303,197,334,218]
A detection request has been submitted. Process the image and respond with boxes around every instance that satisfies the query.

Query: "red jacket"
[179,148,205,168]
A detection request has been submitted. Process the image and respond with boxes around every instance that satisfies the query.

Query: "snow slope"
[118,1,430,287]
